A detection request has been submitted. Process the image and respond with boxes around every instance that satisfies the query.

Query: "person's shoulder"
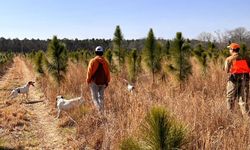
[88,57,97,65]
[97,56,106,62]
[91,56,99,61]
[225,56,232,62]
[226,54,238,62]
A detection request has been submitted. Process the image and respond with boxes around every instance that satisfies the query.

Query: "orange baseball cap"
[227,43,240,50]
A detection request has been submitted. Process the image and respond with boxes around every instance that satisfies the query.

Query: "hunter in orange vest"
[86,46,110,113]
[225,43,250,116]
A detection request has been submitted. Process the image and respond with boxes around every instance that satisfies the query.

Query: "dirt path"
[0,57,72,149]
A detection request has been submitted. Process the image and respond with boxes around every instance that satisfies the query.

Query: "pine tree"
[163,40,171,57]
[193,44,208,74]
[240,43,248,57]
[104,49,113,65]
[120,106,187,150]
[143,28,162,83]
[68,51,80,63]
[113,25,124,70]
[34,50,45,74]
[168,32,191,88]
[46,36,68,87]
[141,106,186,150]
[160,41,171,82]
[207,41,218,61]
[127,49,140,83]
[81,50,93,67]
[104,49,116,72]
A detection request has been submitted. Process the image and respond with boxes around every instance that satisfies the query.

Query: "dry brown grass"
[0,58,32,132]
[0,58,33,149]
[0,103,31,130]
[37,59,250,149]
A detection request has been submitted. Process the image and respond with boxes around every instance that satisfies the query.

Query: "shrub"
[121,106,187,150]
[141,106,186,150]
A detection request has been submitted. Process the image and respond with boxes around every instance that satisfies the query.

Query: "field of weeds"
[34,58,250,149]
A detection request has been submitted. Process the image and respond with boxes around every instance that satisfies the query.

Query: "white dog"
[56,88,84,119]
[123,79,135,92]
[9,81,35,100]
[127,84,135,92]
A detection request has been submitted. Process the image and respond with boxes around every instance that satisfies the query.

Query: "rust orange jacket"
[86,56,110,84]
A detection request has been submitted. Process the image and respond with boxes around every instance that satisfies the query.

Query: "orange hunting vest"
[230,59,250,74]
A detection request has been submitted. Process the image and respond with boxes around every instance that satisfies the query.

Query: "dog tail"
[122,78,129,84]
[8,90,14,99]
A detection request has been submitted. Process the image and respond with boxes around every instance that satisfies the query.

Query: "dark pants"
[226,73,249,115]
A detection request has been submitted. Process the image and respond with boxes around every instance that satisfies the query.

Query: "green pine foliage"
[121,106,187,150]
[34,50,45,74]
[240,43,248,57]
[220,47,230,58]
[113,25,125,69]
[46,36,68,86]
[207,42,217,60]
[69,51,80,63]
[104,49,113,65]
[160,41,171,82]
[127,49,141,83]
[162,40,171,58]
[205,41,221,65]
[0,52,14,71]
[143,28,162,83]
[0,52,13,64]
[193,44,208,74]
[168,32,191,86]
[239,44,250,66]
[104,49,117,73]
[27,50,36,60]
[80,50,93,67]
[141,106,187,150]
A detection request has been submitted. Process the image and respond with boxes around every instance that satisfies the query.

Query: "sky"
[0,0,249,40]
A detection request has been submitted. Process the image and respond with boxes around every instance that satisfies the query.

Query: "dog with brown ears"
[9,81,35,101]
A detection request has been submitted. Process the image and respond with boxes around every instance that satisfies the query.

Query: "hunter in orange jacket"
[225,43,250,116]
[87,46,110,113]
[86,55,110,85]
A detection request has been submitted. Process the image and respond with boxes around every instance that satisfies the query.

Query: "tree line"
[1,27,249,53]
[0,37,145,53]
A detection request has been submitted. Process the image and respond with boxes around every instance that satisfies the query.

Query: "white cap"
[95,46,104,52]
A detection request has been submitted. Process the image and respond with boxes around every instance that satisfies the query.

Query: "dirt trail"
[0,57,72,149]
